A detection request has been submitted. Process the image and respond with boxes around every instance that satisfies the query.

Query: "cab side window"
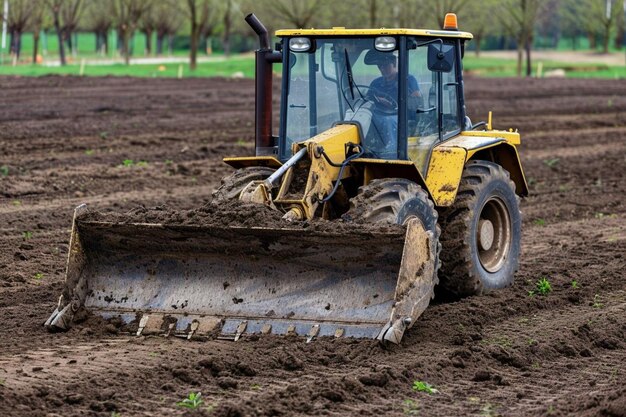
[441,48,460,137]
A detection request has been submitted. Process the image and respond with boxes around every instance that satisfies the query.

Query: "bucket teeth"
[306,324,320,343]
[234,321,248,342]
[137,315,150,336]
[286,325,297,336]
[261,324,272,334]
[186,320,200,340]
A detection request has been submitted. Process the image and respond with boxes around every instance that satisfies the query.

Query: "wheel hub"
[478,219,494,251]
[476,197,512,273]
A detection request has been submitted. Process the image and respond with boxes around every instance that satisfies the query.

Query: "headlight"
[289,37,312,52]
[375,36,396,51]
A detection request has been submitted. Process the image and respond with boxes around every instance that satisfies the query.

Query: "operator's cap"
[364,49,396,66]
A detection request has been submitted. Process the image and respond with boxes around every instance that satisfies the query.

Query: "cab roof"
[275,28,473,40]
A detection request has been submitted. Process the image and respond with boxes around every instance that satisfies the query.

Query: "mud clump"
[77,198,405,235]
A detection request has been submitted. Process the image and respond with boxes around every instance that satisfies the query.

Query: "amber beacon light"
[443,13,458,30]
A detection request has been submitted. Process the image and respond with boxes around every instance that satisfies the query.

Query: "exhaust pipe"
[245,14,282,157]
[245,13,271,50]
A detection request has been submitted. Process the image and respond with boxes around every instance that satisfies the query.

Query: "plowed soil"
[1,76,624,417]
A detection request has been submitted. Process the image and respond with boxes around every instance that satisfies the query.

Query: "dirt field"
[0,75,624,417]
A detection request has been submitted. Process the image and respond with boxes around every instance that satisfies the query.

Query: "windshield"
[282,37,402,160]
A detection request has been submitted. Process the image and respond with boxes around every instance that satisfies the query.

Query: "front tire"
[345,178,440,285]
[438,160,522,297]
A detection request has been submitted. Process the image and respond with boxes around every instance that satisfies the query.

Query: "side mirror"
[427,43,455,73]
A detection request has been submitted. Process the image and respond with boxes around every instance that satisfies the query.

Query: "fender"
[426,131,528,207]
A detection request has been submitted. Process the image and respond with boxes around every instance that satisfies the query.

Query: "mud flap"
[46,207,437,343]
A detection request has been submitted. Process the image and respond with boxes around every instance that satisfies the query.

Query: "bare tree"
[110,0,153,64]
[615,4,624,50]
[222,0,233,56]
[139,1,156,55]
[272,0,321,28]
[588,0,622,53]
[5,0,35,61]
[498,0,542,77]
[84,1,113,55]
[153,3,182,56]
[183,0,217,70]
[432,0,472,27]
[60,0,83,56]
[558,0,585,49]
[29,0,46,63]
[45,0,68,65]
[462,0,499,57]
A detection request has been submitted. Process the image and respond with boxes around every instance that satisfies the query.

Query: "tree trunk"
[9,30,15,55]
[369,0,377,27]
[95,30,101,53]
[33,31,40,64]
[474,35,482,57]
[168,34,173,55]
[144,29,152,55]
[525,36,532,77]
[104,31,109,55]
[15,31,22,60]
[123,31,131,65]
[190,20,199,71]
[516,45,523,77]
[156,33,164,55]
[53,13,67,66]
[588,33,597,49]
[602,24,610,53]
[66,31,72,55]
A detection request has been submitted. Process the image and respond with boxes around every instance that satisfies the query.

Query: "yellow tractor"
[46,13,527,344]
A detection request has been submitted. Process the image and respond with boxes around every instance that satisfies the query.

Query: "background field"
[0,75,624,417]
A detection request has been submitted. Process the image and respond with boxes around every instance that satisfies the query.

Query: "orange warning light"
[443,13,458,30]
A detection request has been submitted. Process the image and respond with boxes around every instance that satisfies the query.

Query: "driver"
[365,50,421,157]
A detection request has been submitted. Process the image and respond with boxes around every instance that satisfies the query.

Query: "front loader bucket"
[46,206,437,344]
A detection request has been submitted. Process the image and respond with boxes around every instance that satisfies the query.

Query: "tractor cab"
[276,26,473,175]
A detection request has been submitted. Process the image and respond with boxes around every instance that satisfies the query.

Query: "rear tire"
[212,166,275,202]
[438,160,521,297]
[345,178,440,286]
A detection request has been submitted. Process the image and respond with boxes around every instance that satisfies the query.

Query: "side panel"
[425,147,467,206]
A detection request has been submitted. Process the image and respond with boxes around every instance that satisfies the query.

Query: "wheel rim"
[476,197,511,273]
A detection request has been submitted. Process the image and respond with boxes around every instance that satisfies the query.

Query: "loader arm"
[241,124,362,220]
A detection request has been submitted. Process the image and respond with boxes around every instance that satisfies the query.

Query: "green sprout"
[122,159,134,167]
[85,149,95,156]
[136,160,149,167]
[176,392,203,409]
[0,165,8,177]
[12,200,22,206]
[22,231,33,240]
[533,218,546,226]
[412,380,438,394]
[99,131,109,139]
[592,294,603,309]
[532,277,552,296]
[571,280,578,289]
[543,158,560,169]
[34,273,44,280]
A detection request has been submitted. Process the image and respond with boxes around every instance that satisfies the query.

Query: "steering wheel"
[342,85,398,116]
